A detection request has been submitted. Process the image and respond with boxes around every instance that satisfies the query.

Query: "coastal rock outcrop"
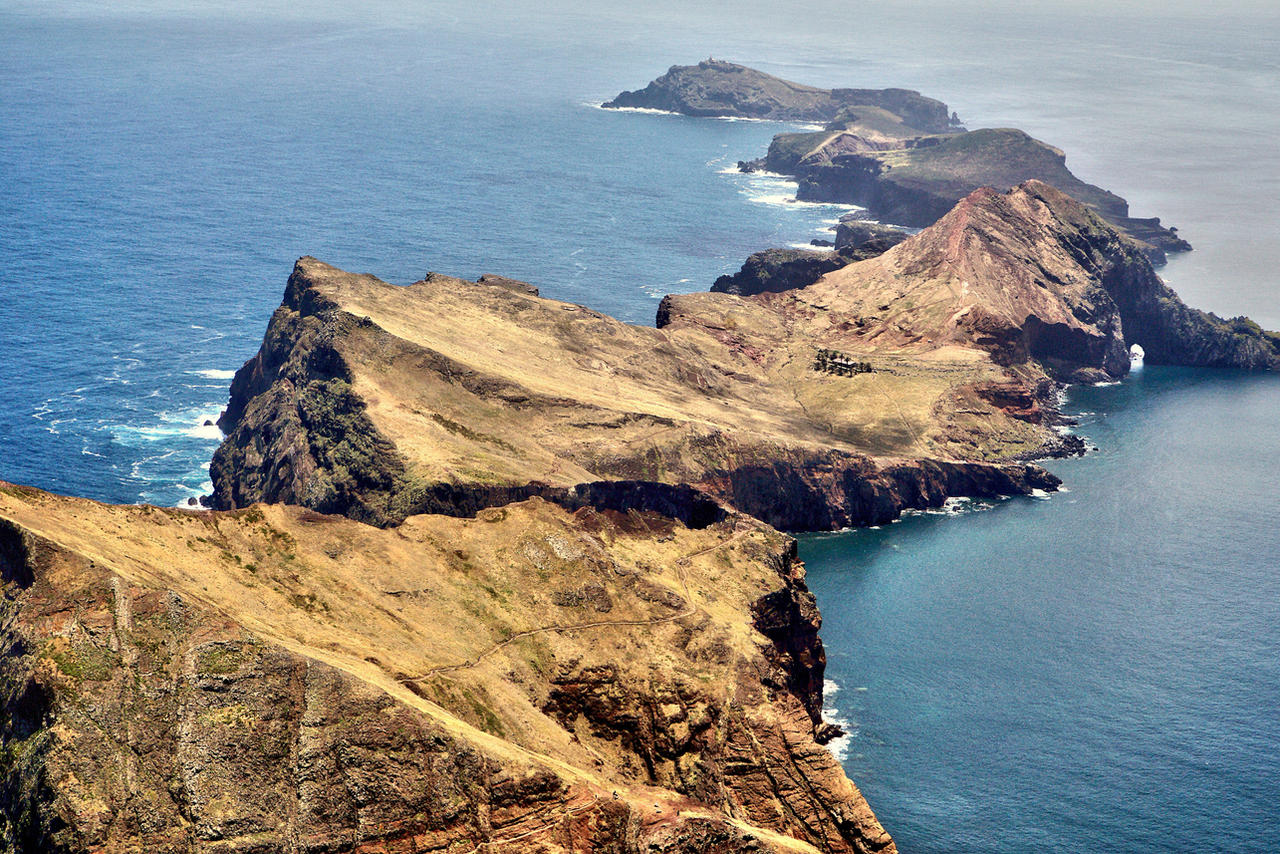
[604,59,958,131]
[834,220,911,255]
[754,125,1190,260]
[735,181,1278,383]
[211,257,1059,529]
[711,248,852,297]
[212,185,1275,536]
[0,485,895,853]
[624,58,1193,260]
[709,224,911,300]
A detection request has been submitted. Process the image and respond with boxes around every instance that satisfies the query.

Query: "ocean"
[1,1,1276,850]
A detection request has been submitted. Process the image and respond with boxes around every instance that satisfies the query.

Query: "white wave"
[129,448,176,479]
[191,368,236,380]
[821,678,856,761]
[1029,488,1053,500]
[789,242,835,251]
[904,495,997,518]
[748,193,861,212]
[108,407,224,445]
[591,101,826,130]
[189,422,224,440]
[589,103,680,116]
[748,192,800,206]
[723,168,792,179]
[1092,380,1121,387]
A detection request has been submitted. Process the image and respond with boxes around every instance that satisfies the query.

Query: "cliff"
[697,182,1276,384]
[606,61,1186,258]
[57,180,1262,854]
[603,59,958,131]
[762,126,1189,260]
[210,185,1277,533]
[0,483,895,853]
[209,257,1059,530]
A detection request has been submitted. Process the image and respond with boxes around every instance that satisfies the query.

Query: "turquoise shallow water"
[2,2,1278,850]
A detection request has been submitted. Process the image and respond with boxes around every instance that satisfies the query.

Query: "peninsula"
[2,180,1276,851]
[607,60,1189,259]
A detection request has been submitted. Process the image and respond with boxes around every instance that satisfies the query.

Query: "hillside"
[0,484,894,852]
[209,256,1060,531]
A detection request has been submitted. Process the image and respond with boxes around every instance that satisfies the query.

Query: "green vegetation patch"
[428,412,516,452]
[196,643,248,676]
[43,641,119,683]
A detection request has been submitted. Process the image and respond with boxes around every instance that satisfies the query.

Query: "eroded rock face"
[0,486,896,853]
[211,257,1059,530]
[604,59,955,131]
[711,248,854,297]
[753,122,1189,259]
[694,450,1059,531]
[790,181,1278,382]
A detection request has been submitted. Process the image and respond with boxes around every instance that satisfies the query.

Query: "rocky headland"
[608,60,1189,260]
[207,255,1061,532]
[750,125,1189,261]
[2,161,1276,852]
[603,59,960,131]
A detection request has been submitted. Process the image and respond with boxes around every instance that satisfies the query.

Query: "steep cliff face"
[604,59,955,131]
[692,450,1058,532]
[751,123,1188,259]
[0,485,895,854]
[983,182,1280,370]
[711,248,854,297]
[212,257,1057,530]
[786,182,1278,382]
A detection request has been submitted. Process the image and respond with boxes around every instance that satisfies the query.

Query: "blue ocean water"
[805,366,1280,852]
[2,1,1277,850]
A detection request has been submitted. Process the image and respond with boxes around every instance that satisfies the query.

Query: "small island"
[608,60,1189,260]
